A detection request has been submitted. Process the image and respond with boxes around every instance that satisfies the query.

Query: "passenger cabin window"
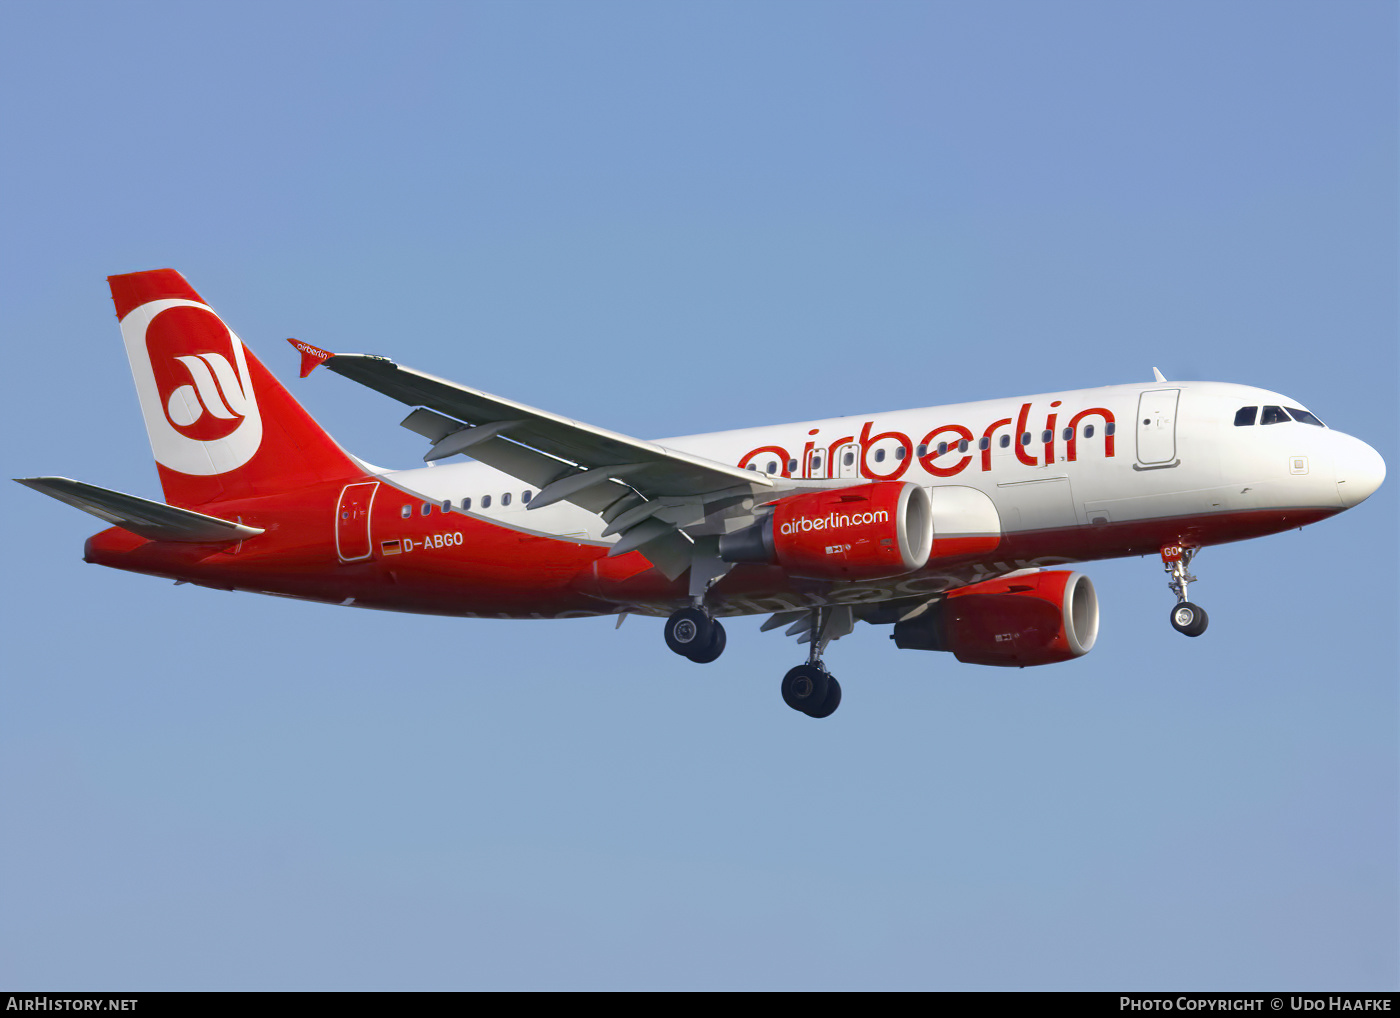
[401,504,412,519]
[523,490,533,502]
[895,447,906,461]
[843,452,855,466]
[1062,427,1074,441]
[937,442,948,456]
[1105,422,1116,436]
[978,437,990,450]
[788,459,797,473]
[420,503,431,516]
[766,461,778,474]
[461,497,472,511]
[917,444,927,457]
[1084,424,1095,439]
[1287,407,1325,427]
[502,492,512,506]
[1041,430,1052,443]
[1020,433,1031,446]
[441,500,451,512]
[1234,406,1258,427]
[1261,405,1289,425]
[958,439,969,453]
[874,449,886,463]
[810,457,822,472]
[482,495,492,508]
[999,435,1011,448]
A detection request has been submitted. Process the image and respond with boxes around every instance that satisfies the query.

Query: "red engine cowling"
[719,481,933,581]
[892,570,1099,667]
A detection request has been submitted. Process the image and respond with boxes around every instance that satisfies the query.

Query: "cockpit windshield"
[1234,404,1327,428]
[1286,407,1326,427]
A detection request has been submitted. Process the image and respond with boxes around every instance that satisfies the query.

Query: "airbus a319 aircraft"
[19,270,1386,718]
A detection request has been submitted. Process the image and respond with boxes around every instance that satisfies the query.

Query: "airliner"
[17,270,1386,718]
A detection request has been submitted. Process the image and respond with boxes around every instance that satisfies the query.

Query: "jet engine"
[719,481,933,581]
[892,570,1099,667]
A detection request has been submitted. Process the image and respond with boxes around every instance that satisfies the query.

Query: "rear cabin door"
[1136,389,1180,466]
[336,482,378,561]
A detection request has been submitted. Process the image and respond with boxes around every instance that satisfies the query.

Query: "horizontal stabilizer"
[15,476,264,543]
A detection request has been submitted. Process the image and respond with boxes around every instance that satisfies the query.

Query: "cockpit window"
[1286,407,1326,427]
[1234,406,1258,427]
[1260,405,1289,425]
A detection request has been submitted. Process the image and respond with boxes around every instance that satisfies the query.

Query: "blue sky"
[1,0,1395,990]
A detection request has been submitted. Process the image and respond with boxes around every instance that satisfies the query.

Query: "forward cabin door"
[833,442,861,479]
[1136,389,1180,467]
[336,481,378,561]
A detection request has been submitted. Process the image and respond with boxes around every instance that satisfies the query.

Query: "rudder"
[110,269,365,508]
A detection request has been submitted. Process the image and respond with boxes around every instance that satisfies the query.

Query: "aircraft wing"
[15,476,264,543]
[296,344,778,578]
[324,353,769,495]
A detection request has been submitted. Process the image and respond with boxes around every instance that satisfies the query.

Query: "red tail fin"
[109,269,365,507]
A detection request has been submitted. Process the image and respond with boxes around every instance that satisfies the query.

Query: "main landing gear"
[782,663,841,719]
[778,605,847,719]
[1161,543,1209,638]
[664,597,846,718]
[664,606,727,663]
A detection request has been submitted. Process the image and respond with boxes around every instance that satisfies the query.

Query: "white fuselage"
[379,379,1382,552]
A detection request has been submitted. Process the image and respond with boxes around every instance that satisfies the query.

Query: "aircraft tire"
[686,620,727,664]
[665,607,716,658]
[781,665,830,714]
[804,676,842,718]
[1170,602,1209,637]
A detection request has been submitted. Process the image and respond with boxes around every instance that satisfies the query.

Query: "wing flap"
[16,477,264,543]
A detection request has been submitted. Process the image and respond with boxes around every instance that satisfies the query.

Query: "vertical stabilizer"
[109,269,365,507]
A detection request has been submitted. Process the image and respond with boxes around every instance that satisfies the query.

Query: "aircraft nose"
[1334,434,1386,508]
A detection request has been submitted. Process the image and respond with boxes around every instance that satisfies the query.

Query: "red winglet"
[287,338,334,378]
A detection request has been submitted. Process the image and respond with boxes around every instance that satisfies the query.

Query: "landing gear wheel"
[685,620,726,664]
[781,665,831,715]
[665,607,716,658]
[804,676,842,718]
[1170,602,1209,637]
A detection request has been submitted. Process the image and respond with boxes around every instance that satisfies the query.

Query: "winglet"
[1152,367,1167,383]
[288,338,334,378]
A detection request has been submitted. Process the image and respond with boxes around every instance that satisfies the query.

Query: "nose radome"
[1335,435,1386,508]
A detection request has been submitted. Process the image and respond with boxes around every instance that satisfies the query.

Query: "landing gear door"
[1136,388,1180,467]
[336,481,378,562]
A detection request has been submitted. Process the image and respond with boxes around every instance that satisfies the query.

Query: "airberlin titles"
[779,509,891,535]
[737,401,1117,480]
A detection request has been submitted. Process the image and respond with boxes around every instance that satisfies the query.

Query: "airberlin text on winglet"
[288,338,334,379]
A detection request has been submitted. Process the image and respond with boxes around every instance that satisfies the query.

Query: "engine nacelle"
[719,481,933,581]
[892,570,1099,667]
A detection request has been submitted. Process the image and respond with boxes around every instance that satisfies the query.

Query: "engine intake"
[893,570,1099,667]
[720,481,933,581]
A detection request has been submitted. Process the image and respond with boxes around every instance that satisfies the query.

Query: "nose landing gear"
[1162,543,1209,637]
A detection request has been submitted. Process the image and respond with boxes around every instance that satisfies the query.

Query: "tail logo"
[121,299,264,476]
